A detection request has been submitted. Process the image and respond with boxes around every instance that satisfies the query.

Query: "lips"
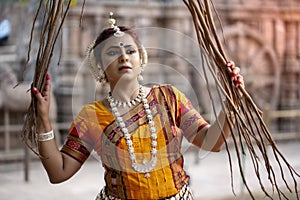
[118,65,132,71]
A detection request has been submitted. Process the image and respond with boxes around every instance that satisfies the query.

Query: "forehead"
[102,33,137,49]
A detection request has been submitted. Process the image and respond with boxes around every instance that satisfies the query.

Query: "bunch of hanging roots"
[183,0,299,199]
[20,0,299,199]
[19,0,73,153]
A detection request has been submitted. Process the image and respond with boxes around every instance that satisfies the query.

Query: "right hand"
[32,73,51,123]
[226,61,245,97]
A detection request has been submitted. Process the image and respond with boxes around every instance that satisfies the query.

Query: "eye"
[106,50,120,56]
[126,49,137,55]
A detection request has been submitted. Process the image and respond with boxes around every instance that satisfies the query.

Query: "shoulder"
[80,101,101,111]
[146,84,186,102]
[148,84,180,93]
[76,101,108,119]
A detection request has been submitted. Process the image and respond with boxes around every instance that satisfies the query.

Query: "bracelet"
[36,130,54,142]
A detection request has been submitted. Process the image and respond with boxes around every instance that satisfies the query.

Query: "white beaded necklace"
[106,86,157,178]
[108,87,143,108]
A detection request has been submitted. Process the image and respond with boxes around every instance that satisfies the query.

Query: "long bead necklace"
[106,86,157,178]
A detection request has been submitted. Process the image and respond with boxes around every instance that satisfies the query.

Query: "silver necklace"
[107,86,157,178]
[108,87,143,108]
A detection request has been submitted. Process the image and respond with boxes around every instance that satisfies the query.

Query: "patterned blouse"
[61,84,209,199]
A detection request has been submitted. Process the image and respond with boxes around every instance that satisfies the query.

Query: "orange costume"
[61,84,209,199]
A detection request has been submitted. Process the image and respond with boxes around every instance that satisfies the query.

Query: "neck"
[109,80,140,102]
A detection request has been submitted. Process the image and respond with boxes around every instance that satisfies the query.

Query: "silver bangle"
[36,130,54,142]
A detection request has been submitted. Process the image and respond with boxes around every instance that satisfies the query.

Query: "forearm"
[200,60,243,151]
[205,109,233,151]
[38,138,65,183]
[36,119,74,183]
[32,75,81,183]
[194,109,234,152]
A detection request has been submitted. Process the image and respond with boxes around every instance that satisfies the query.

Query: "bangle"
[36,130,54,142]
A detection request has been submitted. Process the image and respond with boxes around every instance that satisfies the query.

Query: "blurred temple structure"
[1,0,300,171]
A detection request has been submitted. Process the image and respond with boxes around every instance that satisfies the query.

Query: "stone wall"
[215,0,300,131]
[58,0,300,132]
[1,0,300,140]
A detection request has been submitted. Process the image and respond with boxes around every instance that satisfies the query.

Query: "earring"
[137,64,144,82]
[86,41,108,83]
[137,73,143,82]
[137,46,147,82]
[141,46,148,66]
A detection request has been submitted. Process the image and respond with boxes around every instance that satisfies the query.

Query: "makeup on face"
[100,34,141,75]
[101,33,139,57]
[104,43,138,58]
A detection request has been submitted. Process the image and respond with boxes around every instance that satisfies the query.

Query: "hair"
[94,26,142,48]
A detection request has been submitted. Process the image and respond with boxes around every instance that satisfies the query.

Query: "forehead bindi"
[104,34,137,49]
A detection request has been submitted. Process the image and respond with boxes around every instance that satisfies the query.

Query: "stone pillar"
[160,8,191,93]
[55,17,83,138]
[262,18,274,47]
[279,21,300,131]
[282,21,298,106]
[274,19,286,58]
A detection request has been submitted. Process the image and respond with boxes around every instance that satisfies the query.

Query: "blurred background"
[0,0,299,199]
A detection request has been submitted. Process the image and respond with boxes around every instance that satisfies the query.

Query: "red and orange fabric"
[61,84,209,199]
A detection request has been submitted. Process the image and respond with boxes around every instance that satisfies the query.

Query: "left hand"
[226,61,245,96]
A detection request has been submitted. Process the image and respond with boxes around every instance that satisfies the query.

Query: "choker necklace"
[107,86,157,178]
[108,87,143,108]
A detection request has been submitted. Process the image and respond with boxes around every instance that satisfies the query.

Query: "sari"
[61,84,209,199]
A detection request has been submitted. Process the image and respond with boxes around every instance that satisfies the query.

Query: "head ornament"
[108,12,124,37]
[86,12,147,83]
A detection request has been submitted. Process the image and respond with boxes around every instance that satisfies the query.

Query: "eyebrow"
[107,44,135,49]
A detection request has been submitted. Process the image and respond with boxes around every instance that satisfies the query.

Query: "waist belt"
[95,184,193,200]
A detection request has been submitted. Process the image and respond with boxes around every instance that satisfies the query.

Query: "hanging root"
[183,0,299,199]
[20,0,73,155]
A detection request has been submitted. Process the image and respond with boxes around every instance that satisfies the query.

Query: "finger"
[235,80,242,86]
[230,66,241,81]
[234,75,244,87]
[32,87,44,100]
[44,74,51,91]
[43,74,51,97]
[232,67,240,75]
[226,60,235,70]
[231,73,236,81]
[237,75,244,81]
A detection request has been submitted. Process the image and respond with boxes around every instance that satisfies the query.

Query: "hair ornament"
[108,12,124,37]
[108,12,116,28]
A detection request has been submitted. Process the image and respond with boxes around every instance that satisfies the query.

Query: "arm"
[192,61,244,152]
[192,108,234,152]
[32,74,82,183]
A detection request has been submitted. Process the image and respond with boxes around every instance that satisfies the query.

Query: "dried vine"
[183,0,299,199]
[20,0,74,154]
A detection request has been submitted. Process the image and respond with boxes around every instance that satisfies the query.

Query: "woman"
[32,13,244,200]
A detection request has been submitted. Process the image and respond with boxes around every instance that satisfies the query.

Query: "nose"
[118,49,129,63]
